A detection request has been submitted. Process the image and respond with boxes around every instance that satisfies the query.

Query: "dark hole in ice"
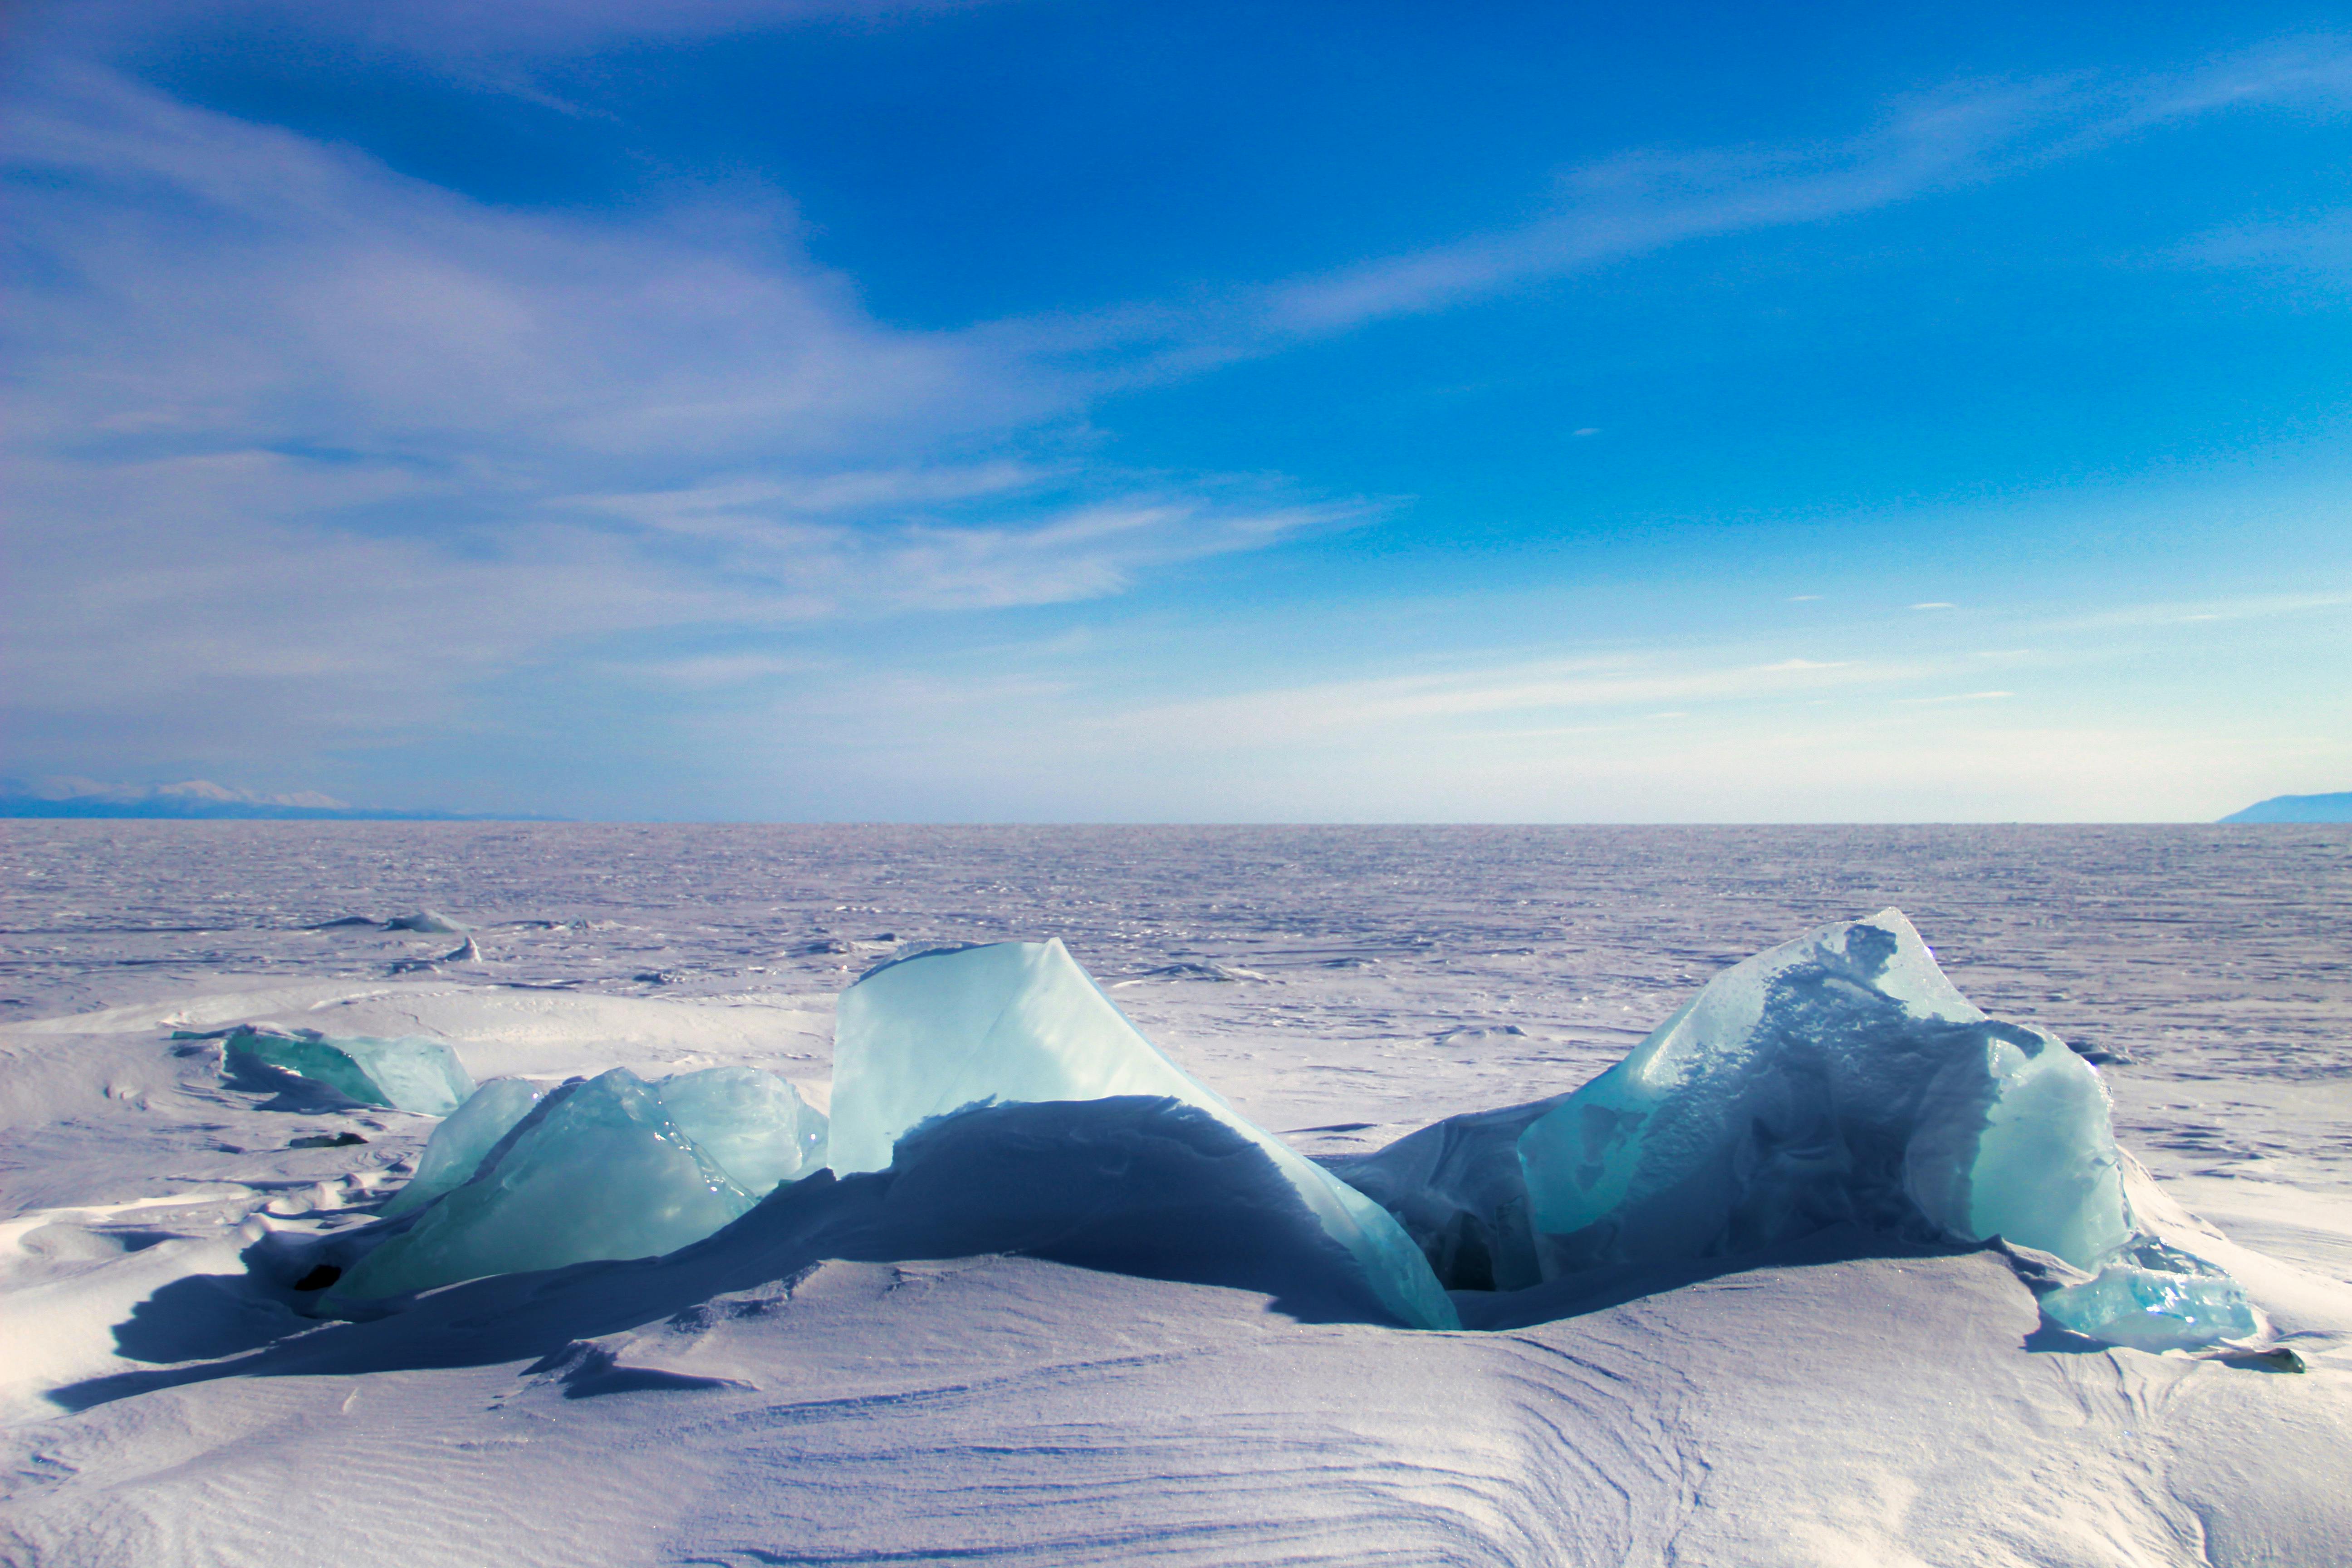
[289,1132,368,1149]
[293,1264,343,1292]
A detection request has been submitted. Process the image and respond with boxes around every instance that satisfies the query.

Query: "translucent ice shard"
[378,1078,545,1218]
[657,1066,827,1196]
[1514,910,2134,1273]
[333,1068,752,1302]
[2040,1240,2259,1351]
[340,1067,824,1300]
[831,940,1459,1330]
[1319,1096,1565,1293]
[224,1026,475,1116]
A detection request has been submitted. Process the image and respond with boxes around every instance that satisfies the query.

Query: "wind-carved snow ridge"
[1329,908,2257,1349]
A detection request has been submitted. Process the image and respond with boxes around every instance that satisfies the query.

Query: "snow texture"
[3,823,2348,1568]
[832,939,1458,1329]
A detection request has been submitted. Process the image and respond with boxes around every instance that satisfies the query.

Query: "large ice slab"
[657,1066,827,1196]
[334,1066,824,1303]
[221,1026,474,1116]
[1514,909,2133,1273]
[1323,908,2252,1348]
[831,940,1459,1330]
[378,1078,545,1218]
[1318,1095,1565,1294]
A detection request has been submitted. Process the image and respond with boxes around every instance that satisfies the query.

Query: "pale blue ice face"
[378,1077,545,1218]
[343,1064,827,1301]
[2039,1242,2259,1351]
[224,1026,475,1116]
[1514,910,2134,1273]
[1957,1030,2132,1267]
[334,1068,754,1302]
[657,1066,827,1196]
[832,940,1460,1331]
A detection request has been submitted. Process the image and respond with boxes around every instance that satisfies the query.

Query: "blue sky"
[4,0,2348,820]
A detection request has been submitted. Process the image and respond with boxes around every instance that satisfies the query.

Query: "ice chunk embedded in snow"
[1319,1096,1564,1293]
[223,1026,474,1116]
[831,939,1458,1330]
[657,1067,827,1196]
[378,1078,545,1218]
[1514,909,2134,1274]
[333,1068,753,1302]
[336,1066,826,1301]
[2038,1239,2259,1351]
[383,910,466,933]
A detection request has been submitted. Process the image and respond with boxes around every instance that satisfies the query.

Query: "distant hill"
[0,778,556,822]
[2219,792,2352,824]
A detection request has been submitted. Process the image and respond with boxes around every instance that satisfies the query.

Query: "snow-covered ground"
[2,823,2347,1565]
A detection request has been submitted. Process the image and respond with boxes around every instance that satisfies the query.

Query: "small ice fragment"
[379,1078,545,1217]
[2041,1243,2259,1351]
[657,1066,827,1196]
[832,939,1457,1330]
[331,1068,752,1302]
[224,1026,474,1116]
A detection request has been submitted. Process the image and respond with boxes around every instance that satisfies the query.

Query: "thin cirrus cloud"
[1008,38,2352,377]
[1105,653,1913,750]
[0,63,1356,760]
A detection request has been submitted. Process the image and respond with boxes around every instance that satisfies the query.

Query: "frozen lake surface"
[3,823,2349,1565]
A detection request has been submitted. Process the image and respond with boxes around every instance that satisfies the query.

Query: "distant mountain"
[2219,792,2352,824]
[0,778,556,822]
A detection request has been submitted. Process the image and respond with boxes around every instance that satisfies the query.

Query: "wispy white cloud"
[47,0,1000,74]
[1894,691,2016,705]
[1108,653,1916,749]
[7,34,2349,804]
[0,65,1352,762]
[2178,209,2352,289]
[1004,38,2352,374]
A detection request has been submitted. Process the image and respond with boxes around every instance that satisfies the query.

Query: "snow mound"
[218,1025,473,1115]
[833,940,1457,1330]
[332,1065,824,1304]
[746,1097,1412,1323]
[382,910,467,934]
